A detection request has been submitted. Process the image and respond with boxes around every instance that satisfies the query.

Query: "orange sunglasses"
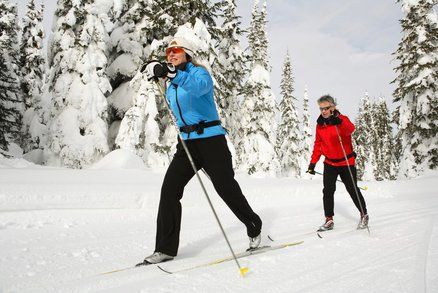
[166,47,185,56]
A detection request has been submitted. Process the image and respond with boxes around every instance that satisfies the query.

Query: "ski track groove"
[1,169,437,293]
[415,216,434,293]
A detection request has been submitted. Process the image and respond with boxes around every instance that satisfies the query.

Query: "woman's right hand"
[141,61,176,80]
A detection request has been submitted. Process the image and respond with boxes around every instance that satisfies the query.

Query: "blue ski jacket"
[166,62,226,140]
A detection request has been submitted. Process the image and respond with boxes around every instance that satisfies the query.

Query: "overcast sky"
[15,0,403,122]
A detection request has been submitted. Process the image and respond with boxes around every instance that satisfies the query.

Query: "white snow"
[4,143,23,158]
[249,63,271,84]
[0,156,437,292]
[175,19,211,55]
[106,54,139,79]
[107,81,135,117]
[90,149,146,170]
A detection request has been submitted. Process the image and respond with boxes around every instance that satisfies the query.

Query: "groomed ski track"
[0,167,437,292]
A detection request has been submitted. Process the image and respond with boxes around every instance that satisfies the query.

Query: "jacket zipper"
[174,85,190,138]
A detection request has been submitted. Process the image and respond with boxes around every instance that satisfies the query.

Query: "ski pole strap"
[179,120,221,135]
[326,151,357,163]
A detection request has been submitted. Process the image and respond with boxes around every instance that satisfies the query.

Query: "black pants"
[323,163,368,218]
[155,135,262,256]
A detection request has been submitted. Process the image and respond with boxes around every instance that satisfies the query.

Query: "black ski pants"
[322,163,368,218]
[155,135,262,256]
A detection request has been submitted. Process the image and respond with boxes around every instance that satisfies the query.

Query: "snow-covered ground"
[1,156,437,293]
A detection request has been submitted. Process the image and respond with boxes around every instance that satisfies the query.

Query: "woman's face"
[166,47,187,66]
[318,101,335,118]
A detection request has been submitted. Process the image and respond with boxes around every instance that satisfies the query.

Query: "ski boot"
[248,233,261,251]
[317,217,334,232]
[357,214,369,230]
[136,252,174,266]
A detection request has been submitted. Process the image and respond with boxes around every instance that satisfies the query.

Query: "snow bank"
[0,167,437,293]
[0,155,40,169]
[90,149,146,170]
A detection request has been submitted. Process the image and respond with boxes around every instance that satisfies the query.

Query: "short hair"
[317,95,336,106]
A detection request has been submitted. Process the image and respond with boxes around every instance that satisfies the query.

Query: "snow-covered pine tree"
[0,0,23,153]
[235,0,279,175]
[150,0,221,63]
[0,58,20,153]
[372,98,393,180]
[20,0,46,153]
[46,0,113,168]
[106,0,173,166]
[145,0,216,33]
[276,52,301,177]
[301,86,312,171]
[106,0,175,156]
[107,0,219,84]
[393,0,438,178]
[115,75,174,166]
[159,0,222,119]
[391,118,402,180]
[353,92,375,180]
[107,0,223,167]
[211,0,246,139]
[107,0,153,85]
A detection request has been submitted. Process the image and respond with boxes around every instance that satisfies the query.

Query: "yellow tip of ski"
[239,267,249,277]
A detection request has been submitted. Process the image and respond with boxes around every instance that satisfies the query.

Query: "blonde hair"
[190,59,208,71]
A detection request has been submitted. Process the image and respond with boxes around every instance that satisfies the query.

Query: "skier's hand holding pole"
[141,61,176,80]
[306,163,316,175]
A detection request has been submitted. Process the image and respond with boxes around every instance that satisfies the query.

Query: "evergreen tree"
[157,0,222,147]
[372,98,393,180]
[301,86,312,171]
[46,0,112,168]
[393,0,438,178]
[20,0,46,153]
[106,0,154,86]
[391,117,402,180]
[353,92,374,180]
[0,0,23,153]
[107,0,223,167]
[107,0,219,84]
[235,0,279,175]
[211,0,246,139]
[106,0,168,165]
[159,0,217,30]
[247,0,268,68]
[113,74,177,167]
[276,52,301,177]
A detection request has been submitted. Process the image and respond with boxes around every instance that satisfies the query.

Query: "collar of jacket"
[317,109,341,125]
[177,61,194,72]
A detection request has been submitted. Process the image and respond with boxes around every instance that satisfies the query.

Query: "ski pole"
[313,171,368,191]
[153,79,249,277]
[334,125,370,235]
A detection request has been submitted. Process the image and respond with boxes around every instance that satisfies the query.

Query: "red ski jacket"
[310,113,356,167]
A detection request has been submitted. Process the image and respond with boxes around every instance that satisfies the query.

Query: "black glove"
[307,163,316,175]
[327,113,342,125]
[141,61,177,80]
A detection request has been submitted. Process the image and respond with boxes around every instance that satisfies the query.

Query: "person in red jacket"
[307,95,369,231]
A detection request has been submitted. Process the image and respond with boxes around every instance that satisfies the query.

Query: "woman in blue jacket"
[137,38,262,265]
